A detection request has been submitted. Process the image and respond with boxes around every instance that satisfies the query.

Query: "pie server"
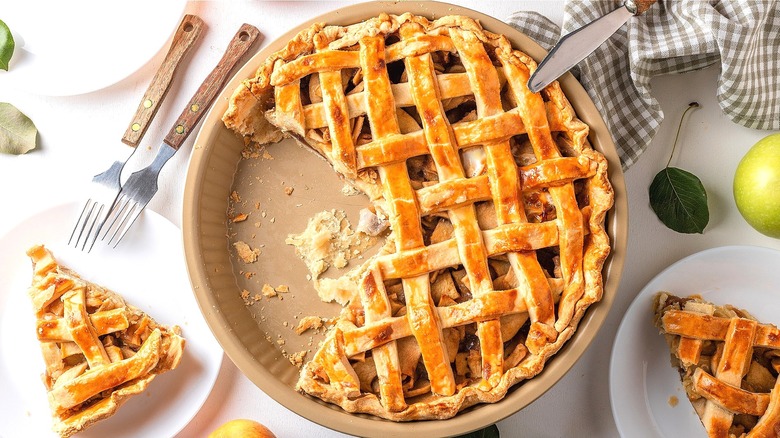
[527,0,657,93]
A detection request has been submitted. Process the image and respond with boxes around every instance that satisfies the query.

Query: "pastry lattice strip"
[660,309,780,435]
[289,22,599,410]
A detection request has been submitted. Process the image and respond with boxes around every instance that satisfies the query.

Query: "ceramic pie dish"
[182,2,627,436]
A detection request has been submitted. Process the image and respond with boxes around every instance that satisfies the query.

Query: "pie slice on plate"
[654,292,780,437]
[224,12,614,420]
[26,245,185,437]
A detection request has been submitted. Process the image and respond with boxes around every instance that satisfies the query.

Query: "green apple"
[734,133,780,238]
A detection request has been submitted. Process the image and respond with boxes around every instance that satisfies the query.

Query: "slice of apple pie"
[224,12,614,420]
[654,292,780,437]
[26,245,185,437]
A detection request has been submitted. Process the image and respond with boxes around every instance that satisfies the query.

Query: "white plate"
[609,246,780,438]
[0,202,222,437]
[2,0,187,96]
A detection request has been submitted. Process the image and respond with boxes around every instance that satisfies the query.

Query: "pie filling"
[654,292,780,437]
[27,245,185,437]
[224,12,614,420]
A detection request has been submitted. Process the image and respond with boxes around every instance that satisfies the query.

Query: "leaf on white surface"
[648,102,708,234]
[0,103,38,155]
[0,19,14,71]
[649,167,709,234]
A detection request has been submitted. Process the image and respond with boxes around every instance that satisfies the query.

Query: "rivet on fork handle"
[164,23,261,150]
[121,14,205,147]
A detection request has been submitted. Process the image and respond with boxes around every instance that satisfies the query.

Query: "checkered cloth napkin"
[507,0,780,170]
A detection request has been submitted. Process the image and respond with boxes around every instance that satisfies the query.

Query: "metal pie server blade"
[527,0,657,94]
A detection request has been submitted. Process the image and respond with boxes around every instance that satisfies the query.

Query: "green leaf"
[0,102,38,154]
[455,424,500,438]
[649,167,709,234]
[0,19,14,71]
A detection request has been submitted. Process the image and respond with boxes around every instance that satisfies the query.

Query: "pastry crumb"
[668,395,678,407]
[231,213,249,223]
[295,316,324,335]
[230,191,241,203]
[284,186,295,196]
[276,284,290,293]
[262,284,277,298]
[240,289,266,306]
[233,241,260,263]
[288,350,307,368]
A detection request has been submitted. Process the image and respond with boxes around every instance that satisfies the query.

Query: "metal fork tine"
[108,203,144,248]
[99,195,129,242]
[76,201,100,249]
[69,201,91,246]
[81,204,102,251]
[88,200,113,253]
[105,201,137,247]
[69,201,91,245]
[84,203,108,252]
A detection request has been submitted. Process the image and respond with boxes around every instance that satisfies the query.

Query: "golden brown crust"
[224,12,613,421]
[654,292,780,437]
[27,245,185,437]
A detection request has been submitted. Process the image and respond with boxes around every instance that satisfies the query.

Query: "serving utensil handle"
[163,23,260,150]
[121,14,205,147]
[625,0,657,15]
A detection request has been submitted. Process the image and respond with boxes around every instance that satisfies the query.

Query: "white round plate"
[609,246,780,438]
[2,0,187,96]
[0,202,222,437]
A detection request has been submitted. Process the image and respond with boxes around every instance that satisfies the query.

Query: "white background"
[1,1,779,437]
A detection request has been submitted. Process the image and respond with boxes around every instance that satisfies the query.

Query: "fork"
[69,14,204,251]
[99,23,260,248]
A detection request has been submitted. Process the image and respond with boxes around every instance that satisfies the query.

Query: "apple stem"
[667,102,701,168]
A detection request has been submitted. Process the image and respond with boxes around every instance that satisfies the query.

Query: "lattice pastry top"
[224,13,614,420]
[655,292,780,437]
[27,245,185,437]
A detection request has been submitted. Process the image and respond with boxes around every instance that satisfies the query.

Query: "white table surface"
[2,1,779,437]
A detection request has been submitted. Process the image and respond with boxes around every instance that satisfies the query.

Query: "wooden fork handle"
[121,14,205,147]
[164,23,260,150]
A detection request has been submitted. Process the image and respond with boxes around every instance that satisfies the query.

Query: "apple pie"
[26,245,185,437]
[654,292,780,436]
[224,12,614,420]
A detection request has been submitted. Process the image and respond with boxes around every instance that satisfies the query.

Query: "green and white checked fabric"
[508,0,780,169]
